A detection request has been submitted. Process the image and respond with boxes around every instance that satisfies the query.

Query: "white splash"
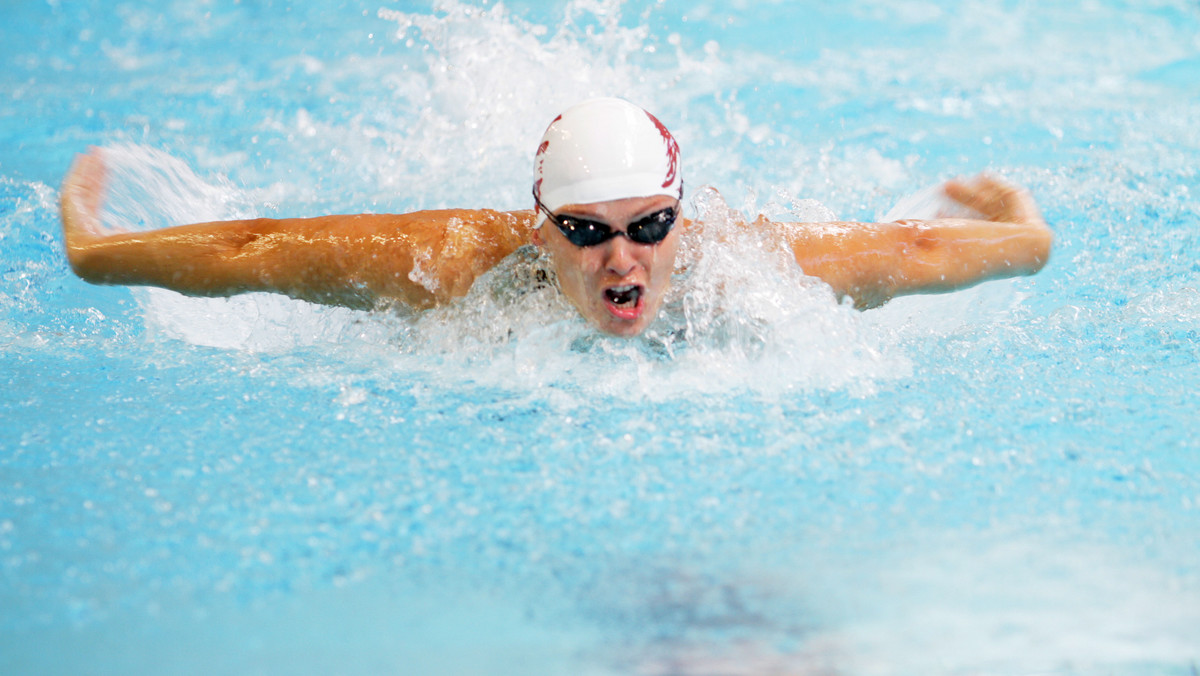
[880,181,986,222]
[90,2,997,396]
[98,144,255,233]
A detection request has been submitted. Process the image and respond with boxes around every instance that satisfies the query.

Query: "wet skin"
[531,195,682,337]
[61,148,1053,337]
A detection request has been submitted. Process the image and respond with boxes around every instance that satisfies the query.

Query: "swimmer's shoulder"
[398,208,536,299]
[291,208,534,306]
[435,209,534,274]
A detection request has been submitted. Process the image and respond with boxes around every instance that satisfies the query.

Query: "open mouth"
[603,284,644,320]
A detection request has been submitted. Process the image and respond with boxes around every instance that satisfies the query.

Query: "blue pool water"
[2,1,1199,674]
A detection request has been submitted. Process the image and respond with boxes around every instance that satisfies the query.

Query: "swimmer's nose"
[603,234,638,277]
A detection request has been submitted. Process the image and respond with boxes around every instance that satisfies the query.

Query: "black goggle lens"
[537,199,677,247]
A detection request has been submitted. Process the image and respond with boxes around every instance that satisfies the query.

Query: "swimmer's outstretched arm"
[775,175,1053,308]
[60,149,532,309]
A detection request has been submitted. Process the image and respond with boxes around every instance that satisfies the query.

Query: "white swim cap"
[532,97,682,227]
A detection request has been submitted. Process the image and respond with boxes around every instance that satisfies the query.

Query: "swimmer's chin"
[595,323,646,338]
[592,309,655,338]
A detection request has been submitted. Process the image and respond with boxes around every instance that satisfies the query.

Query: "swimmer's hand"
[61,147,111,255]
[775,173,1053,309]
[943,174,1048,231]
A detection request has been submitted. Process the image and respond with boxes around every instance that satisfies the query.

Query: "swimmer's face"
[532,195,682,337]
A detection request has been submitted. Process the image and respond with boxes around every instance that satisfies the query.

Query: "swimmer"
[60,97,1052,337]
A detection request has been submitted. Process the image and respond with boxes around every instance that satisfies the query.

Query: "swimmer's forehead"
[554,194,679,216]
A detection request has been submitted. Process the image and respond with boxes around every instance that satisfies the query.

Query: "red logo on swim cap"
[533,139,551,198]
[645,111,680,195]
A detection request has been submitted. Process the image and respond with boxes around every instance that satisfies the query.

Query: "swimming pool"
[2,0,1198,673]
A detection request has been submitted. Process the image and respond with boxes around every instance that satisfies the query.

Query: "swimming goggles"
[534,193,677,247]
